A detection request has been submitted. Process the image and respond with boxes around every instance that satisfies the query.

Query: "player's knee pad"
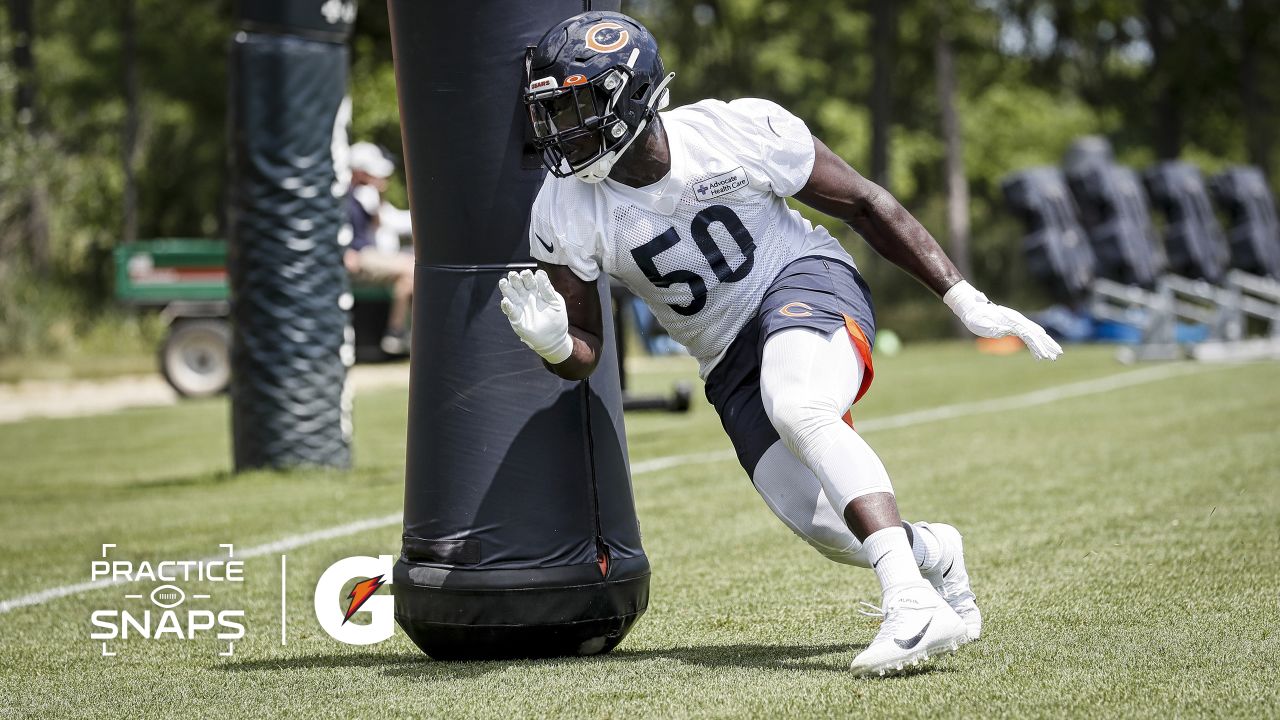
[759,327,894,509]
[759,327,861,464]
[761,391,844,463]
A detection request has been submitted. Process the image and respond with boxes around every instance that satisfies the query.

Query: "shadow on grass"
[218,640,955,681]
[604,641,857,673]
[123,470,237,492]
[597,642,953,678]
[121,465,402,493]
[218,652,431,673]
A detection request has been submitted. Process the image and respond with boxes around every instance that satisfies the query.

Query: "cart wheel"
[161,319,231,398]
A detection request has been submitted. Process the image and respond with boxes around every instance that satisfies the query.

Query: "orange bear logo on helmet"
[585,21,630,53]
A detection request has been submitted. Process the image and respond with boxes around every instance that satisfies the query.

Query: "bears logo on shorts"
[779,301,814,318]
[585,22,630,53]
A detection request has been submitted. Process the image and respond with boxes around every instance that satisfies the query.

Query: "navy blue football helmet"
[524,11,675,183]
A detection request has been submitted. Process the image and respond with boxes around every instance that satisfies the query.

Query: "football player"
[498,11,1062,676]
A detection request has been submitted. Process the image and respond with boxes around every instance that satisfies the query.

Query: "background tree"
[4,0,48,277]
[121,0,138,246]
[935,1,972,289]
[870,0,896,190]
[1,0,1277,353]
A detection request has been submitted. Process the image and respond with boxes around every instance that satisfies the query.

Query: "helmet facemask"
[525,60,637,182]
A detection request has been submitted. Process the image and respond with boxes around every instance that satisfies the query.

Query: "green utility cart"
[114,239,398,397]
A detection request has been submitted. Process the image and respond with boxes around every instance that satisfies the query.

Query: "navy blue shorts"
[703,255,877,477]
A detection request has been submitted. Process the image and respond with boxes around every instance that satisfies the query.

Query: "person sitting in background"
[375,194,415,258]
[344,142,415,356]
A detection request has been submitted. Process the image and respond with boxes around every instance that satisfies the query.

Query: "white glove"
[943,281,1063,361]
[498,269,574,364]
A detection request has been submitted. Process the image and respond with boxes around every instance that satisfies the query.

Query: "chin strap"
[575,71,677,184]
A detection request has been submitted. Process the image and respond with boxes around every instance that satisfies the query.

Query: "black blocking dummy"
[1062,136,1166,290]
[387,0,649,659]
[1144,162,1231,284]
[1001,168,1097,305]
[1210,167,1280,280]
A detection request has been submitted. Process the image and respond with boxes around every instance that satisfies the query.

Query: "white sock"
[907,522,944,573]
[863,526,922,593]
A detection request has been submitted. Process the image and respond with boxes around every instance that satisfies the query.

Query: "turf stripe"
[630,362,1214,473]
[0,361,1216,615]
[855,360,1209,432]
[0,514,399,614]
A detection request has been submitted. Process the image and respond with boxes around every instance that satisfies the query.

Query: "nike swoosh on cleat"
[536,233,554,253]
[893,619,932,649]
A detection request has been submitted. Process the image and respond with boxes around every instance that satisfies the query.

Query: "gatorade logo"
[313,555,394,646]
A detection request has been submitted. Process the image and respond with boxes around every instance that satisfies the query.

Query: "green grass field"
[2,343,1278,718]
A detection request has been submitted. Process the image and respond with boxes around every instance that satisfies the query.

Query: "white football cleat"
[920,522,982,641]
[849,582,969,677]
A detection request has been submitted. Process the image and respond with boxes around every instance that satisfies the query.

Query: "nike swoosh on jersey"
[893,619,932,649]
[536,233,554,253]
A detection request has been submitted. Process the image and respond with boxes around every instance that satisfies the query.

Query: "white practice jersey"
[529,98,855,377]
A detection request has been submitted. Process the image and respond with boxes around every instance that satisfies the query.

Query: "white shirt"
[376,203,413,255]
[529,98,854,377]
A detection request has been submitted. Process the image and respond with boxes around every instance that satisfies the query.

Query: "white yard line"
[0,514,402,614]
[855,361,1207,432]
[0,361,1219,614]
